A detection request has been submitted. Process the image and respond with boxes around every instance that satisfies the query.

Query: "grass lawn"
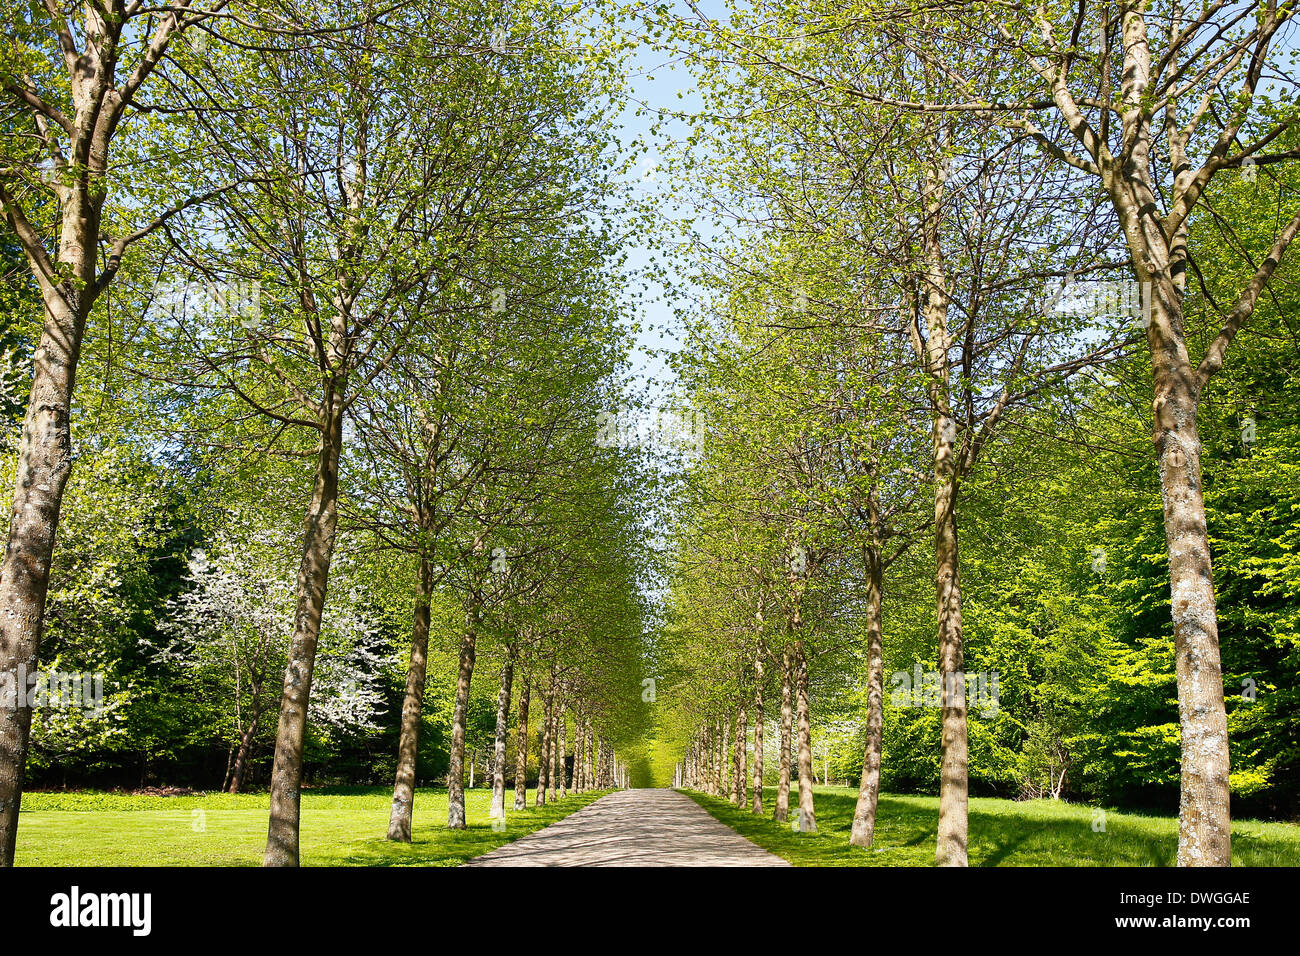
[16,786,607,866]
[686,786,1300,866]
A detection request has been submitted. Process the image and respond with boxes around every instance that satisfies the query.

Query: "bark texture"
[513,678,530,811]
[850,546,886,848]
[775,649,793,823]
[793,641,817,833]
[387,556,432,841]
[445,617,478,829]
[751,652,764,815]
[489,649,515,819]
[264,398,345,866]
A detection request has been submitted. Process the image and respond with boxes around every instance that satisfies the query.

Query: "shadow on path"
[463,789,790,867]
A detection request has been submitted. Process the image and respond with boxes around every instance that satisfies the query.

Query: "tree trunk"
[1104,23,1240,862]
[545,687,558,801]
[1149,298,1231,866]
[794,640,817,833]
[228,709,260,795]
[905,152,968,867]
[513,677,530,811]
[933,416,967,866]
[734,701,747,806]
[751,651,764,814]
[583,719,594,792]
[0,129,107,866]
[222,744,236,794]
[703,726,712,793]
[702,723,712,790]
[712,719,724,797]
[387,555,432,841]
[721,716,731,798]
[490,648,515,819]
[572,714,585,792]
[0,297,89,865]
[446,615,478,829]
[850,545,886,848]
[776,649,793,823]
[535,677,553,806]
[263,396,345,867]
[556,706,568,798]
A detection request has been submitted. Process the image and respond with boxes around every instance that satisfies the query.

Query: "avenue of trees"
[653,0,1300,867]
[2,0,1299,873]
[0,0,653,867]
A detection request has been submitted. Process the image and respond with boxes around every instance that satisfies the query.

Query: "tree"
[977,0,1300,865]
[0,0,234,866]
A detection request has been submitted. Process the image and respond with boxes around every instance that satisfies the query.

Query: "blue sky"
[606,4,713,407]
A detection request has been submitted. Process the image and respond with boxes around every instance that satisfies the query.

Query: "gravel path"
[463,789,790,867]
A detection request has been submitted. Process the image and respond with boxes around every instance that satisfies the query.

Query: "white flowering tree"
[159,516,384,792]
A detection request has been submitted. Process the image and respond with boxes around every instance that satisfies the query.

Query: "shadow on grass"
[16,786,614,866]
[310,790,611,867]
[683,787,1297,867]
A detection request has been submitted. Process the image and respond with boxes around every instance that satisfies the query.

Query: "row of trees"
[652,0,1300,866]
[0,0,652,866]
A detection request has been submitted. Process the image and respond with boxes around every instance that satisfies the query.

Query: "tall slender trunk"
[222,744,236,793]
[546,687,559,801]
[583,719,594,791]
[933,422,967,866]
[490,647,515,819]
[1150,295,1231,866]
[0,288,93,870]
[387,555,433,841]
[906,150,968,868]
[572,714,585,792]
[932,460,967,865]
[264,395,345,867]
[1106,19,1244,863]
[0,111,108,867]
[512,677,530,811]
[751,651,764,814]
[776,650,793,823]
[556,706,568,798]
[851,544,886,848]
[1120,190,1231,863]
[721,717,731,798]
[0,295,83,860]
[794,640,817,833]
[734,700,747,806]
[702,723,712,790]
[228,707,261,795]
[446,614,478,829]
[712,719,724,797]
[535,676,554,806]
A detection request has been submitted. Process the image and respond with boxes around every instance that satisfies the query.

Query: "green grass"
[16,786,608,866]
[685,786,1300,866]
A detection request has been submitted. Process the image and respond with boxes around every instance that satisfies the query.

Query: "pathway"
[463,788,789,867]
